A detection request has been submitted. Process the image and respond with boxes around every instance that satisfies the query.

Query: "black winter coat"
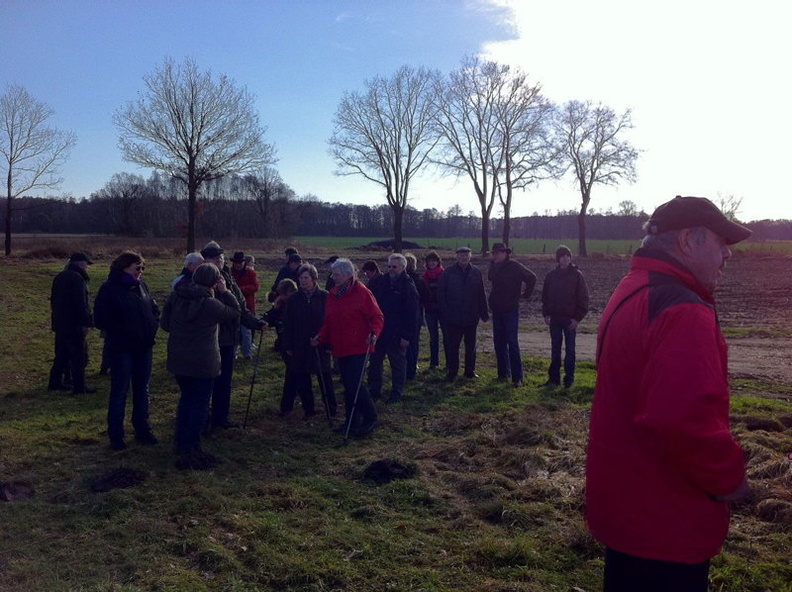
[487,259,537,314]
[368,272,420,346]
[281,288,332,375]
[94,269,160,354]
[437,263,489,326]
[541,264,589,321]
[50,263,92,333]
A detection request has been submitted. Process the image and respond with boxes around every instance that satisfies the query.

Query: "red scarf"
[422,265,444,284]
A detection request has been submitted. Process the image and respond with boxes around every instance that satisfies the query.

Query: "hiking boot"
[110,438,127,451]
[175,450,220,471]
[135,432,159,446]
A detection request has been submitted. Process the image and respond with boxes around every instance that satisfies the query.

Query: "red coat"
[232,267,260,314]
[317,278,384,358]
[586,248,745,563]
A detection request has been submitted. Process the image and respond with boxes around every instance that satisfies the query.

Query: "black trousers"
[443,322,478,377]
[49,330,87,389]
[603,548,710,592]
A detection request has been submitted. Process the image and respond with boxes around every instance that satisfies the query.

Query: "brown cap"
[645,196,751,245]
[491,242,512,254]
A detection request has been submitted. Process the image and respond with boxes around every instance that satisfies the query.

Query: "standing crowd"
[46,195,754,592]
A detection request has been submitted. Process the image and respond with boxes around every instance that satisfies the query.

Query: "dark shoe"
[513,380,524,388]
[110,439,127,451]
[135,432,159,446]
[48,383,71,392]
[464,373,479,379]
[542,380,560,388]
[353,419,378,437]
[71,386,97,395]
[495,376,510,383]
[443,374,457,382]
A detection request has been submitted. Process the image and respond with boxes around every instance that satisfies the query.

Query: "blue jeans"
[368,339,407,400]
[338,354,377,431]
[548,318,576,386]
[492,309,523,382]
[106,348,153,442]
[174,375,213,453]
[239,327,253,358]
[405,325,421,380]
[424,310,442,367]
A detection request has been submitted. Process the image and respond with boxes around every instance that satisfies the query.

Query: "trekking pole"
[314,347,333,427]
[243,328,265,429]
[344,342,372,444]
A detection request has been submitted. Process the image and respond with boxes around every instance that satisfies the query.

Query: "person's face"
[289,261,301,270]
[426,259,438,269]
[680,228,732,293]
[232,260,245,270]
[456,251,471,267]
[363,268,376,279]
[75,261,90,272]
[298,271,316,291]
[123,260,145,280]
[208,254,224,268]
[491,250,507,263]
[558,254,572,269]
[387,259,405,278]
[331,268,351,285]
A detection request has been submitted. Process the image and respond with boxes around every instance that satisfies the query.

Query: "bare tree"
[330,65,439,252]
[114,57,276,252]
[1,85,76,255]
[716,193,744,221]
[240,168,296,238]
[90,173,153,235]
[433,56,534,254]
[491,69,557,246]
[554,100,639,256]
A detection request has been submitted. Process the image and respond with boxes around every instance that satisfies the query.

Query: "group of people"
[47,195,753,591]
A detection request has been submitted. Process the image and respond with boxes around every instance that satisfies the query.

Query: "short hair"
[361,260,379,274]
[192,263,221,287]
[332,258,355,277]
[110,250,143,272]
[641,227,708,251]
[284,246,299,256]
[403,253,417,272]
[297,263,318,282]
[276,278,298,295]
[389,253,407,269]
[184,251,204,267]
[425,251,440,262]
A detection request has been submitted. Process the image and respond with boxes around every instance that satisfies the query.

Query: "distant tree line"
[4,173,790,243]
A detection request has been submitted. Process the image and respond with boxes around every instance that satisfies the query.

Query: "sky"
[2,0,790,223]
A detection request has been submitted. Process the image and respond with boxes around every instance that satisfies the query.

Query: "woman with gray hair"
[160,263,240,470]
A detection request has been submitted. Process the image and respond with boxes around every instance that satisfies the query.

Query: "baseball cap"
[645,196,751,245]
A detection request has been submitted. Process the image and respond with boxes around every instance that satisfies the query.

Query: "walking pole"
[344,344,372,444]
[243,328,265,429]
[314,347,333,427]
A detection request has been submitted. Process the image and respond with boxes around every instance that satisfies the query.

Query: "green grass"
[1,254,791,591]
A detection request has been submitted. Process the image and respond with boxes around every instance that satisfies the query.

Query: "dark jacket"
[282,288,332,374]
[368,272,420,346]
[51,263,92,333]
[94,269,160,354]
[421,265,444,313]
[541,264,589,321]
[219,265,261,347]
[487,259,537,314]
[160,283,240,378]
[437,263,489,326]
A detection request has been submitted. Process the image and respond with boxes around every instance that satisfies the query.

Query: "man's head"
[361,260,379,279]
[456,246,472,267]
[200,241,225,268]
[555,245,573,269]
[284,246,299,263]
[331,258,356,286]
[387,254,407,278]
[490,243,511,263]
[642,196,752,293]
[68,251,93,272]
[184,251,204,273]
[230,251,246,270]
[288,253,302,270]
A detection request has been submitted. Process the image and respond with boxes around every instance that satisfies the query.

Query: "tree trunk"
[577,194,590,257]
[5,171,12,256]
[480,212,490,254]
[392,204,404,253]
[502,210,511,247]
[186,184,197,253]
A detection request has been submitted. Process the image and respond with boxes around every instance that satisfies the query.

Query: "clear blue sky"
[2,0,790,222]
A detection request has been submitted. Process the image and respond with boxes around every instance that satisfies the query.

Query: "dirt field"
[483,254,792,386]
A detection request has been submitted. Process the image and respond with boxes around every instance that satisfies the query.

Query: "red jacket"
[586,248,745,563]
[232,267,260,314]
[318,278,384,358]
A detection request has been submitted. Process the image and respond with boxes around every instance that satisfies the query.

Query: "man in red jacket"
[586,196,752,592]
[312,258,384,437]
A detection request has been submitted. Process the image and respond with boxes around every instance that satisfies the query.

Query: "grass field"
[1,249,791,591]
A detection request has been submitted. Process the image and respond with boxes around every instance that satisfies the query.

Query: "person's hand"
[569,319,579,332]
[215,276,227,293]
[258,319,267,330]
[400,338,409,349]
[713,476,751,503]
[367,333,377,347]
